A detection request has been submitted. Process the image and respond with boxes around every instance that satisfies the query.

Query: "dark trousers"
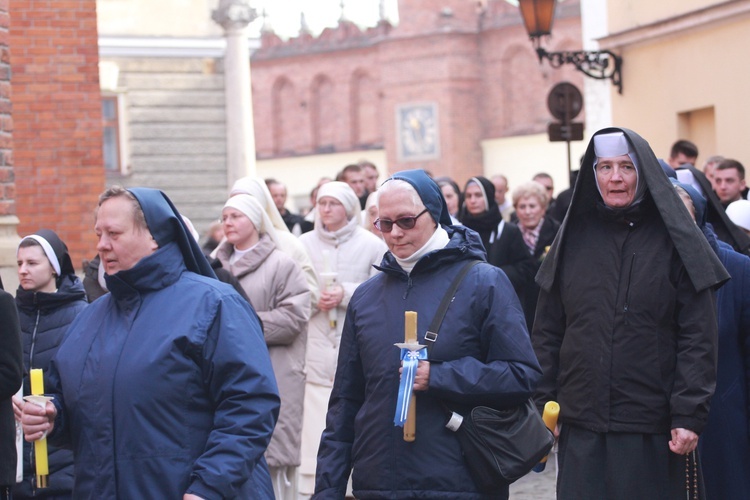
[557,424,703,500]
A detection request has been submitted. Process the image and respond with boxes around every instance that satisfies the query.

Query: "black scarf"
[460,208,502,249]
[537,127,729,293]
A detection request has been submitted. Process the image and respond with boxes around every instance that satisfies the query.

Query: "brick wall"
[10,0,105,268]
[0,0,12,218]
[250,0,584,186]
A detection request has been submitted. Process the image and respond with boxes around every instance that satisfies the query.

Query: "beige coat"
[216,234,311,468]
[299,217,387,387]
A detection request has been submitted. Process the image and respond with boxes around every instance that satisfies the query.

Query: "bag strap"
[425,260,481,358]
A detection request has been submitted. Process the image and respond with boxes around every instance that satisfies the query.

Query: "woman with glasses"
[314,169,540,498]
[214,194,311,500]
[227,176,320,306]
[297,182,386,498]
[533,129,727,499]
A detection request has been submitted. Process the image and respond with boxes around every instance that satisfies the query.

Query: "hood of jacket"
[537,127,729,293]
[104,242,186,302]
[376,224,486,278]
[313,211,362,247]
[128,187,216,279]
[217,233,276,280]
[16,274,86,313]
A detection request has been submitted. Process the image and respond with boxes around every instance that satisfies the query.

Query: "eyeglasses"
[374,209,429,233]
[220,213,246,224]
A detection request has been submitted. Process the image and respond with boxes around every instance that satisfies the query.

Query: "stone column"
[213,0,258,189]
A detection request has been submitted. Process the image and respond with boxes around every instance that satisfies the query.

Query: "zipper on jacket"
[402,275,413,299]
[29,308,40,368]
[623,252,636,321]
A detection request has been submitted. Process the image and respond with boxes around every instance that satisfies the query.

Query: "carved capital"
[212,0,257,32]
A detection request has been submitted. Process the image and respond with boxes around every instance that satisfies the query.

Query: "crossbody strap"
[425,260,481,358]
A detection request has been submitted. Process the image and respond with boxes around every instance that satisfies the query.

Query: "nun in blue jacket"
[22,186,279,499]
[673,180,750,500]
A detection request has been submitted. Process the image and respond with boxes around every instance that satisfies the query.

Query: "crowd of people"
[0,132,747,499]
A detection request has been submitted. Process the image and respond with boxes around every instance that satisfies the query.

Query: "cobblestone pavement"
[509,451,557,499]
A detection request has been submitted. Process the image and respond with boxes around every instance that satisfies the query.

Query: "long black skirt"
[556,424,703,500]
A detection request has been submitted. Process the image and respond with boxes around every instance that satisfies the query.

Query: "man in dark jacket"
[314,169,541,499]
[0,282,22,500]
[533,128,728,499]
[22,186,280,499]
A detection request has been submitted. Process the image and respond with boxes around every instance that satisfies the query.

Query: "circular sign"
[547,82,583,122]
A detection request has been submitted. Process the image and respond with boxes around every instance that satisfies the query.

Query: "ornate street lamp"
[518,0,623,94]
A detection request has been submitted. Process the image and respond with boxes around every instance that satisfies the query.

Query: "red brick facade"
[0,0,12,218]
[251,0,583,185]
[10,0,104,267]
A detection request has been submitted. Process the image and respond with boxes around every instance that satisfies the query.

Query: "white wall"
[481,134,588,198]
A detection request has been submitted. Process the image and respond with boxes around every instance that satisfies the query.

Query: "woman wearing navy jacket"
[12,230,87,499]
[314,170,540,499]
[21,187,280,499]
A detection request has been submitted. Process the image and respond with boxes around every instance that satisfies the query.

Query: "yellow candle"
[30,369,44,395]
[29,369,49,486]
[539,401,560,464]
[403,311,417,442]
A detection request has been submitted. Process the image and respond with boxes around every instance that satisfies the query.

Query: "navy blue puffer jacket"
[46,242,280,499]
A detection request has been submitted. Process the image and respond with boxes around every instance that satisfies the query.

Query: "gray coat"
[217,234,311,468]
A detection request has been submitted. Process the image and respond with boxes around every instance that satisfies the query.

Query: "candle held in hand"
[403,311,417,442]
[532,400,560,473]
[29,368,49,487]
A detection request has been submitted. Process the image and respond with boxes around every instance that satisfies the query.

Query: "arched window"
[272,76,297,154]
[311,74,336,152]
[351,70,381,147]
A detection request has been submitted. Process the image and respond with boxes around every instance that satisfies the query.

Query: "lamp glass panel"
[519,0,557,37]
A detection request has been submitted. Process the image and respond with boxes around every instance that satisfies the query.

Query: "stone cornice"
[98,36,260,58]
[599,0,750,49]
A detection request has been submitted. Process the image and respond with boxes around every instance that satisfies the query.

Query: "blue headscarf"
[383,169,453,227]
[128,188,216,279]
[658,159,677,179]
[670,178,707,228]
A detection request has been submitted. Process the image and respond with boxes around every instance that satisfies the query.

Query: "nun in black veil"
[533,128,728,499]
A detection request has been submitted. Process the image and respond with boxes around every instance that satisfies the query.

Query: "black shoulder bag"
[426,260,554,491]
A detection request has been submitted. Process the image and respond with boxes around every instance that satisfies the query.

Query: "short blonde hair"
[97,185,149,232]
[512,181,549,209]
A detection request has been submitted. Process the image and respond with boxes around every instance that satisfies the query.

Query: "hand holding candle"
[532,401,560,473]
[393,311,426,440]
[320,250,338,329]
[29,368,49,488]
